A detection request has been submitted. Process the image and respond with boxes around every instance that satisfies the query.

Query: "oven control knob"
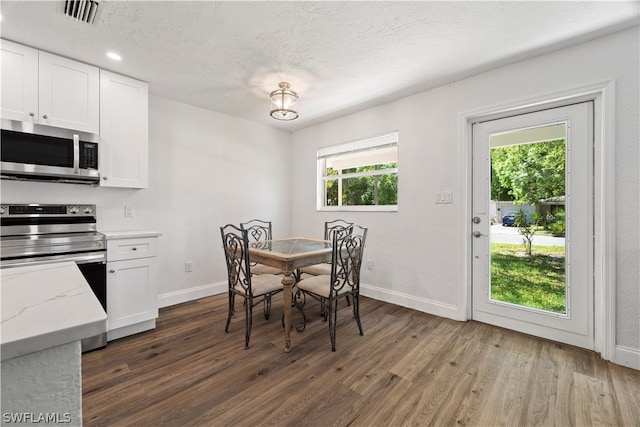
[83,207,93,214]
[69,206,80,214]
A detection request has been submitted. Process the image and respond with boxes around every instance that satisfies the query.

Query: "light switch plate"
[435,191,453,204]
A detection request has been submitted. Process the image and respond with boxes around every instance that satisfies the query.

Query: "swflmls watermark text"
[2,412,72,424]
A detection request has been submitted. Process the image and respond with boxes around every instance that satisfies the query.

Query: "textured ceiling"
[1,1,638,131]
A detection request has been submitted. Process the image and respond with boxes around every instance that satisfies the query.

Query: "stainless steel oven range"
[0,203,107,352]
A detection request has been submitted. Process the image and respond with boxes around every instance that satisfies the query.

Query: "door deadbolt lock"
[472,216,481,224]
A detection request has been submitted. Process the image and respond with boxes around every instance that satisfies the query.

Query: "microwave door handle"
[73,134,80,174]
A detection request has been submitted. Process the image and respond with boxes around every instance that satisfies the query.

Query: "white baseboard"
[361,283,462,321]
[158,281,461,321]
[158,281,226,308]
[108,319,156,342]
[614,345,640,370]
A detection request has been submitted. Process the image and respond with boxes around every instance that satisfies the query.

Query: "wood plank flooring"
[82,294,640,426]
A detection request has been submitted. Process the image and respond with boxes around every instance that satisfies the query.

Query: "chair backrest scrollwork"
[220,224,253,296]
[330,225,367,295]
[240,219,272,268]
[324,219,354,241]
[240,219,273,242]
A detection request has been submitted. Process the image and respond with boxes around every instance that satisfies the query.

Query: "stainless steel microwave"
[1,119,100,184]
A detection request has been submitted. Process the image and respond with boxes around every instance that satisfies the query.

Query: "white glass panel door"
[472,102,594,350]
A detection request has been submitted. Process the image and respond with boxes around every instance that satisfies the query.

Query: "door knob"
[473,231,482,238]
[472,216,481,224]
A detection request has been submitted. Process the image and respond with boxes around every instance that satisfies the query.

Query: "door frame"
[459,80,616,361]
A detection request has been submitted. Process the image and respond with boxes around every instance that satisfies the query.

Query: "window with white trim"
[317,132,398,211]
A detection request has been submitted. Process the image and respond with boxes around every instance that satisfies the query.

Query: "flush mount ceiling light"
[270,82,299,121]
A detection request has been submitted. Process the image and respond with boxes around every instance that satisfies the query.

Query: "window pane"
[325,179,339,206]
[326,167,338,177]
[341,173,398,206]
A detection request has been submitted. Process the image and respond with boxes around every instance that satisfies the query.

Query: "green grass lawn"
[490,243,566,313]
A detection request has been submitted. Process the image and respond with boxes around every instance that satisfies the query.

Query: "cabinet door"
[107,257,158,331]
[38,51,99,133]
[1,40,38,122]
[100,70,149,188]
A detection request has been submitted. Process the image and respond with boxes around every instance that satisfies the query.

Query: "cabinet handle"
[72,134,80,174]
[109,269,115,273]
[103,176,108,180]
[132,247,137,251]
[29,112,35,117]
[42,114,48,119]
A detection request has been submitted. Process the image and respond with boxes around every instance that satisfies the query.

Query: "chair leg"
[320,297,328,320]
[264,294,272,320]
[353,294,363,336]
[245,296,253,349]
[293,289,308,332]
[329,297,339,351]
[225,291,234,333]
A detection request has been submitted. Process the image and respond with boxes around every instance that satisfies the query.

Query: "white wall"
[1,95,293,305]
[290,27,639,364]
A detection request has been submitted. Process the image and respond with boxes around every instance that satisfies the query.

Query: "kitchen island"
[1,262,107,426]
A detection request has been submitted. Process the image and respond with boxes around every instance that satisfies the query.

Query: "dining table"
[248,237,332,352]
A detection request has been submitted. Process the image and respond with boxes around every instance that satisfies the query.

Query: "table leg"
[282,271,295,352]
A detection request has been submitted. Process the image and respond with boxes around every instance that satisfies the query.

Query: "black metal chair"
[240,219,282,275]
[298,219,354,276]
[295,224,367,351]
[220,224,284,349]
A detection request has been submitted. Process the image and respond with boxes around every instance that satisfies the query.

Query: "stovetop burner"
[0,203,106,267]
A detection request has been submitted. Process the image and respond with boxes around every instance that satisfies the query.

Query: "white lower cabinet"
[105,233,161,341]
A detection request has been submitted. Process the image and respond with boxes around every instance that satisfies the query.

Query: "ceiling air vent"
[63,0,100,25]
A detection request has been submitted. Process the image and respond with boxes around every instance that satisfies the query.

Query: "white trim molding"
[361,283,462,320]
[159,281,226,308]
[615,346,640,370]
[459,80,618,363]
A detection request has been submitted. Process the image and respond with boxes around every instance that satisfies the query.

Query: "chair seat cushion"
[299,263,331,276]
[297,274,351,299]
[251,264,282,275]
[235,274,283,297]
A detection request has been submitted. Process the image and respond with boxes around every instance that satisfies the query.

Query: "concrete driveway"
[490,224,565,247]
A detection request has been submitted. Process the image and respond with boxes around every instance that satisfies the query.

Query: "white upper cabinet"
[1,40,39,122]
[0,39,99,133]
[38,51,100,133]
[99,70,149,188]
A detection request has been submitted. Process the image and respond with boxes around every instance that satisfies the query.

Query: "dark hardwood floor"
[82,294,640,426]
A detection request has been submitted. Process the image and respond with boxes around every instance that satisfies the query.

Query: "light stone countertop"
[1,262,107,361]
[100,230,163,239]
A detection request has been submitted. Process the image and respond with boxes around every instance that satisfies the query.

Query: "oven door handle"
[1,252,106,268]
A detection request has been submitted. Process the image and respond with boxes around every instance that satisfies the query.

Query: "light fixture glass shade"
[270,82,299,120]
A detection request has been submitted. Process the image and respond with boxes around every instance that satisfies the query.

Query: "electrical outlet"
[366,259,374,270]
[185,261,193,273]
[124,205,135,218]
